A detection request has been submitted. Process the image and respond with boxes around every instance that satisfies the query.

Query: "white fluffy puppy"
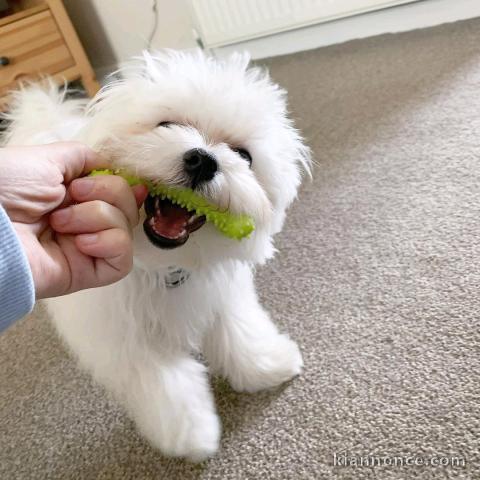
[2,51,311,460]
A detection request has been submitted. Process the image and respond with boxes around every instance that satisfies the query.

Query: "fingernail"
[73,178,95,197]
[79,233,98,245]
[52,208,71,226]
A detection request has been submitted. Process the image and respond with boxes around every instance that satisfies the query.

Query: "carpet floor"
[1,17,480,480]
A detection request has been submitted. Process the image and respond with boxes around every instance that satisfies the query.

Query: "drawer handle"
[0,56,10,67]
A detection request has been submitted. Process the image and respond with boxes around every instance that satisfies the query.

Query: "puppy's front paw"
[229,334,303,393]
[181,410,221,462]
[160,408,221,462]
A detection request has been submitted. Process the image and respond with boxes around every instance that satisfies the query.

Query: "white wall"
[63,0,480,76]
[63,0,196,71]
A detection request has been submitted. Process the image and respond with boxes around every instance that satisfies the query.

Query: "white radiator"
[190,0,421,48]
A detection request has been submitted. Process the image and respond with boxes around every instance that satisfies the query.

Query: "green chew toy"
[89,169,255,240]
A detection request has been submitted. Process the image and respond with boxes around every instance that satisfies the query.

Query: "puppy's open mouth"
[143,194,206,249]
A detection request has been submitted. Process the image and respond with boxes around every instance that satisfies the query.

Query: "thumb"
[132,184,149,208]
[44,142,108,184]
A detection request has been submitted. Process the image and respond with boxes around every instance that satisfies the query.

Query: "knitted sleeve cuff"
[0,204,35,332]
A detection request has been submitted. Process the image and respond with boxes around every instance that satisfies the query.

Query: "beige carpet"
[1,18,480,480]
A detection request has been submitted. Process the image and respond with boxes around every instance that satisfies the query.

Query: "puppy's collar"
[164,266,190,288]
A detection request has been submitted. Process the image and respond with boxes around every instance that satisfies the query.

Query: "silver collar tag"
[164,266,191,288]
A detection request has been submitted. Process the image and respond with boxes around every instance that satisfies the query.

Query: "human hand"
[0,142,148,299]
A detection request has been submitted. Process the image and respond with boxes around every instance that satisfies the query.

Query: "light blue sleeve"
[0,204,35,332]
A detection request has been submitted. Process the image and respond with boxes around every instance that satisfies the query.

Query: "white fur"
[2,50,310,460]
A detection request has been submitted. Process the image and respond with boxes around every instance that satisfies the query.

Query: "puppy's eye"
[157,121,174,128]
[233,148,252,166]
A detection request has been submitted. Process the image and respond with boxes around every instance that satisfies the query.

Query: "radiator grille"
[190,0,420,47]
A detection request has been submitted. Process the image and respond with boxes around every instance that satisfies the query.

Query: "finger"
[57,188,74,210]
[50,200,130,235]
[69,175,141,227]
[43,142,108,183]
[75,228,133,285]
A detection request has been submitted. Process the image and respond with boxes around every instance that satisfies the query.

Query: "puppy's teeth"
[149,218,155,226]
[154,197,160,209]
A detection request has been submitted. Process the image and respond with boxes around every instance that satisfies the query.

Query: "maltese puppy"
[2,51,311,460]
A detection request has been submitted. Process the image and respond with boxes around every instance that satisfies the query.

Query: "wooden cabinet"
[0,0,99,110]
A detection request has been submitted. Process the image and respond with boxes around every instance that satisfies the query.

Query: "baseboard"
[213,0,480,60]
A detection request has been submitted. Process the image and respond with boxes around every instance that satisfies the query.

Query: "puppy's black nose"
[183,148,218,188]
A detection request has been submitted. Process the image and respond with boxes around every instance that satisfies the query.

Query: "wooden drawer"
[0,9,75,96]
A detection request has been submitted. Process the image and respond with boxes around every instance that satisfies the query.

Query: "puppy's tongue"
[152,201,189,240]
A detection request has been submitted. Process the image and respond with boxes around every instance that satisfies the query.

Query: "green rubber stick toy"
[89,169,255,240]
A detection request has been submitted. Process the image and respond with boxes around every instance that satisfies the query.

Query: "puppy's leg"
[120,354,221,461]
[204,263,303,393]
[50,280,220,461]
